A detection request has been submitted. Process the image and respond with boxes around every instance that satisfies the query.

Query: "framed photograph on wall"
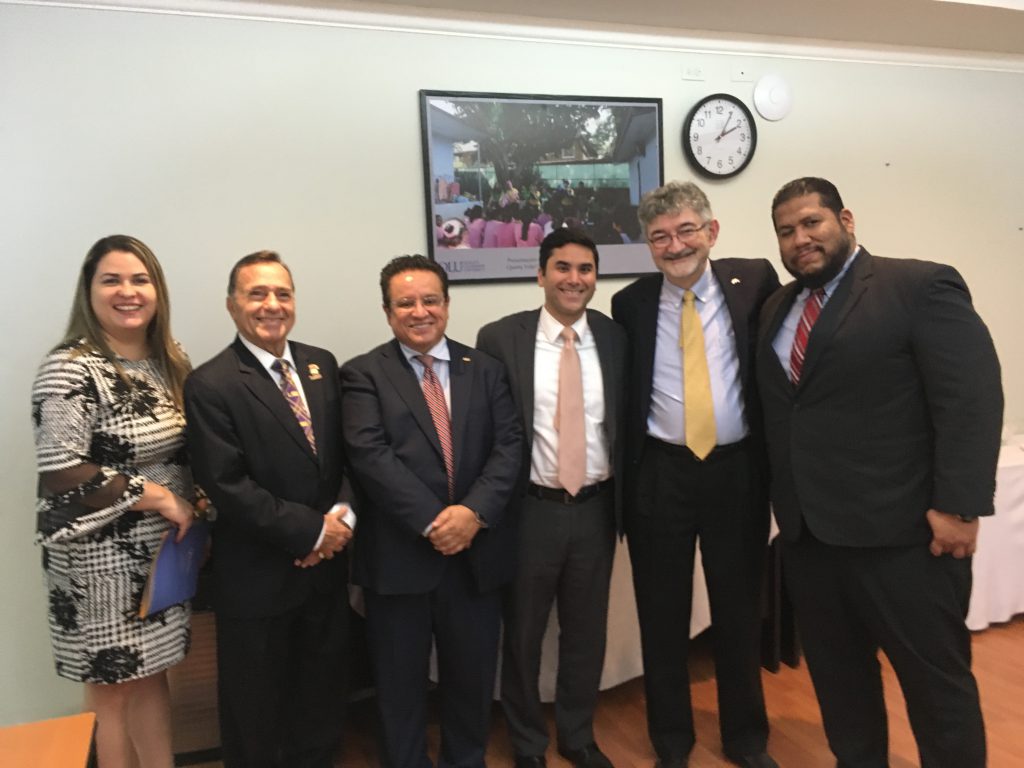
[420,90,664,283]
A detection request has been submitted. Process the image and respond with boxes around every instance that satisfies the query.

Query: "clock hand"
[719,124,741,138]
[715,111,734,141]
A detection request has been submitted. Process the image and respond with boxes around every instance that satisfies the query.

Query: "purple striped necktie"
[416,355,455,502]
[271,358,317,454]
[789,288,826,385]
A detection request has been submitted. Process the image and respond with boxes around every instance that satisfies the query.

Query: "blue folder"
[138,520,209,618]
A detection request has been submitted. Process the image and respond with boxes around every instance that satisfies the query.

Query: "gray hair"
[637,181,713,237]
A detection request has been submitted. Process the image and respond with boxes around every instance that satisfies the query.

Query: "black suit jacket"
[184,337,349,619]
[757,249,1003,546]
[340,337,522,596]
[475,308,628,532]
[611,258,780,509]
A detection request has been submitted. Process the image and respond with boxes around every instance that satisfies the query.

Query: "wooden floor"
[182,615,1024,767]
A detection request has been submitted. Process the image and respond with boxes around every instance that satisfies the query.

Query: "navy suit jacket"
[757,249,1003,546]
[475,307,627,532]
[340,337,522,596]
[184,337,349,619]
[611,258,780,513]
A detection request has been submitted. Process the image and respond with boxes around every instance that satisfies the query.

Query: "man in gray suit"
[477,229,626,768]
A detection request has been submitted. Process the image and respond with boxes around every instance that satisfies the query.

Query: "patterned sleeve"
[31,346,146,543]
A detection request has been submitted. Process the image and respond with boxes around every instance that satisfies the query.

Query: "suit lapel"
[589,310,617,451]
[799,250,872,386]
[514,312,539,449]
[711,261,751,385]
[448,340,474,486]
[233,338,318,462]
[381,339,446,463]
[290,342,325,467]
[634,277,661,409]
[761,282,802,389]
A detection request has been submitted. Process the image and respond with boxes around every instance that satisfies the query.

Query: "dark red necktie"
[416,355,455,502]
[789,288,825,385]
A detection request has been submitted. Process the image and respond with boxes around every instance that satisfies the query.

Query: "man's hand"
[321,507,354,553]
[294,549,331,568]
[926,508,979,559]
[428,505,482,555]
[294,507,354,568]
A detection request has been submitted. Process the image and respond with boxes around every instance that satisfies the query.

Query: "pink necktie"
[789,288,826,385]
[271,358,316,454]
[416,355,455,502]
[555,326,586,496]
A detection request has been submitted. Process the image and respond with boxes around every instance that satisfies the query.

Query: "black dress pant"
[215,581,350,768]
[627,438,770,761]
[365,553,502,768]
[783,532,985,768]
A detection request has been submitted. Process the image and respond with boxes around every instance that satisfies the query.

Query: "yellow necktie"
[681,290,716,460]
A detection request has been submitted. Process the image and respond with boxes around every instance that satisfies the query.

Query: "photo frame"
[420,90,664,283]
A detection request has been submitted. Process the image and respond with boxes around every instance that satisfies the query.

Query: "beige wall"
[1,1,1021,724]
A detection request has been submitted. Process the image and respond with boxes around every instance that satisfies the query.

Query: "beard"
[785,233,853,289]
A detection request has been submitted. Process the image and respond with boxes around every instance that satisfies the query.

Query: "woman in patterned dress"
[32,235,198,768]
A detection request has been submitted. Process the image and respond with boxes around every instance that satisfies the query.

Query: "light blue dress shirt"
[647,265,748,447]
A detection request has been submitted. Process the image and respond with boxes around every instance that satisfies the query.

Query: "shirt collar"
[538,306,590,344]
[659,260,715,304]
[399,337,450,365]
[799,245,861,301]
[238,334,294,373]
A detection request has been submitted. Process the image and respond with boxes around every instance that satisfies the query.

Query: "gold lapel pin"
[462,356,471,362]
[730,277,741,285]
[307,364,322,380]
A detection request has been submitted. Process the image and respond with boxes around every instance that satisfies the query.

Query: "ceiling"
[255,0,1024,57]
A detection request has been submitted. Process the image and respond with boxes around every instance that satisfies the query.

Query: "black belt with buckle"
[527,479,613,505]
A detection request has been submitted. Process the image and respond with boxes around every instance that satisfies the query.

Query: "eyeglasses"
[391,295,446,311]
[648,221,710,249]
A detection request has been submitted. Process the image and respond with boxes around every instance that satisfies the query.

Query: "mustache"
[665,247,697,260]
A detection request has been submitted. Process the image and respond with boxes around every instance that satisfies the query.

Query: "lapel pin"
[462,356,471,363]
[730,277,741,285]
[307,363,322,380]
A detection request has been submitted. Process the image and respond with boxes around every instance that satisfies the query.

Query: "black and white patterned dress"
[31,338,192,684]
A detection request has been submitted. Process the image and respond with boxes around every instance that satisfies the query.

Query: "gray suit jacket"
[475,308,627,532]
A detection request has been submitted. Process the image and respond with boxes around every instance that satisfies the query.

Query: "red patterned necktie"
[789,288,826,385]
[416,355,455,502]
[555,326,586,496]
[271,358,317,454]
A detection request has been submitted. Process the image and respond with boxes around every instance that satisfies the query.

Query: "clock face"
[683,94,758,179]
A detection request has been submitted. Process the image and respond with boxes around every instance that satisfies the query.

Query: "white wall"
[1,1,1021,725]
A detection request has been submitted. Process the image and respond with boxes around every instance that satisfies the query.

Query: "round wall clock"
[682,93,757,179]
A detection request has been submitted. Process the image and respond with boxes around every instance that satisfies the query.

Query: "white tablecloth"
[537,541,712,699]
[966,443,1024,630]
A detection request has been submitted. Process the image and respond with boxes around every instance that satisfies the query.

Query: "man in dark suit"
[611,182,779,768]
[476,229,626,768]
[185,251,354,768]
[340,254,521,768]
[758,177,1002,768]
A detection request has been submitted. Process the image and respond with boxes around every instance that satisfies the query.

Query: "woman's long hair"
[63,235,190,408]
